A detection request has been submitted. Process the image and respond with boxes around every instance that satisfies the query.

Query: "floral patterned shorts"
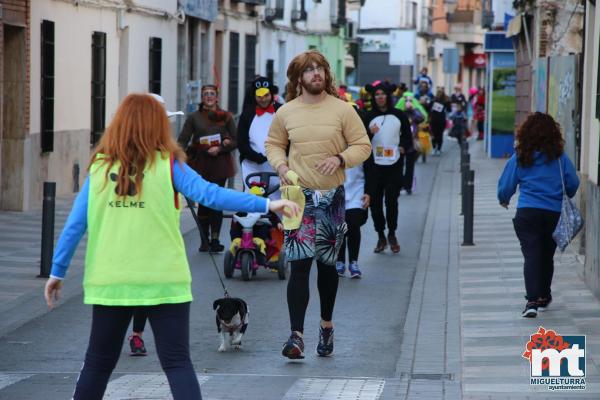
[284,186,347,266]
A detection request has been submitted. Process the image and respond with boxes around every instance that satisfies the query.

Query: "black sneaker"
[316,326,334,357]
[198,242,209,252]
[129,335,147,356]
[521,301,538,318]
[209,239,225,253]
[537,294,553,311]
[374,236,387,253]
[282,332,305,359]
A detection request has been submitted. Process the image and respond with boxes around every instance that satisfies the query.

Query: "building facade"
[580,0,600,298]
[0,0,181,211]
[0,0,30,211]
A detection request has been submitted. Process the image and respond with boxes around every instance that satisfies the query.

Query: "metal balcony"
[265,7,284,21]
[291,9,307,22]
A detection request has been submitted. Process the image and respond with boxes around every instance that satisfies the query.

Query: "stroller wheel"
[223,251,234,278]
[241,252,253,281]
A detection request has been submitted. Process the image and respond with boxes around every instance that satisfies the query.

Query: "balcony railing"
[291,9,307,22]
[265,6,284,21]
[448,10,473,23]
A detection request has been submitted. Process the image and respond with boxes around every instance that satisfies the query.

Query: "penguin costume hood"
[365,80,397,110]
[238,76,281,164]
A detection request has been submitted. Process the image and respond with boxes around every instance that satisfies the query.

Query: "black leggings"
[133,311,147,333]
[338,209,368,263]
[513,208,560,301]
[430,121,445,151]
[370,162,402,233]
[74,302,201,400]
[400,152,417,192]
[287,258,339,333]
[197,178,227,240]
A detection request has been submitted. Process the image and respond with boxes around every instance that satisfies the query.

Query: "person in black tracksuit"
[429,88,450,155]
[363,81,413,254]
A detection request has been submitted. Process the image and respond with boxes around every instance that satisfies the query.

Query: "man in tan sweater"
[265,50,370,360]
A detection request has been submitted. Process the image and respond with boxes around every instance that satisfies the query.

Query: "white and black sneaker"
[537,295,553,311]
[522,301,538,318]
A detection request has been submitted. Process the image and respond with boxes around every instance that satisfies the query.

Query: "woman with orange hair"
[43,93,299,400]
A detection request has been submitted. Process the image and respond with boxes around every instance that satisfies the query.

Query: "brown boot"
[388,233,400,253]
[374,234,387,253]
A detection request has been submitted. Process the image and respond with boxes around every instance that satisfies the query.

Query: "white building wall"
[214,11,258,114]
[359,0,401,29]
[120,12,178,107]
[259,0,308,92]
[259,28,307,92]
[307,0,336,32]
[29,0,178,204]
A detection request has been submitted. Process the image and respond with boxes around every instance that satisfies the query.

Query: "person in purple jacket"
[497,112,579,318]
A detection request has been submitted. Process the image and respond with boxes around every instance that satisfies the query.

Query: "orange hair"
[285,50,338,102]
[88,93,186,197]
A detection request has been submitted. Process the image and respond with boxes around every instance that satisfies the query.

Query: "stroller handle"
[245,172,280,197]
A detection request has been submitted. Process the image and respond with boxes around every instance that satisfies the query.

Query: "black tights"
[287,258,339,333]
[197,179,227,241]
[74,303,201,400]
[337,209,368,263]
[132,311,147,333]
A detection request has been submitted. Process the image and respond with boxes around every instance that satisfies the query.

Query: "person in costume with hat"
[237,76,282,197]
[364,80,413,254]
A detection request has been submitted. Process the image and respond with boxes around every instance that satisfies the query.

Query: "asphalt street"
[0,155,437,399]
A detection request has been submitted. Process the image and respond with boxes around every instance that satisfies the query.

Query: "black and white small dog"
[213,297,249,352]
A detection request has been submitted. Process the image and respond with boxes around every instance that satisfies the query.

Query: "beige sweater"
[265,95,371,190]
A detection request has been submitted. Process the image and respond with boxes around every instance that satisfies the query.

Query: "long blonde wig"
[284,50,338,102]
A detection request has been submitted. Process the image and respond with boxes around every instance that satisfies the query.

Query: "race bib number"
[199,133,222,147]
[432,102,444,113]
[375,145,397,159]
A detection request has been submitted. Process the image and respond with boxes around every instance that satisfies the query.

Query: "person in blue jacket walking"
[497,112,579,318]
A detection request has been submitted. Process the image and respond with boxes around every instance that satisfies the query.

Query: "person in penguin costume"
[237,76,282,199]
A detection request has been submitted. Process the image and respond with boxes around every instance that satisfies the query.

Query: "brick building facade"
[0,0,30,210]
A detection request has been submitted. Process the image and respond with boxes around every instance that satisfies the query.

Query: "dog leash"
[184,197,230,298]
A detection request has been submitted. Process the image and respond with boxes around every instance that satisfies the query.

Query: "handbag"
[552,158,583,252]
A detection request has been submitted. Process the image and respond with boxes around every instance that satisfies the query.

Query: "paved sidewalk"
[0,196,198,339]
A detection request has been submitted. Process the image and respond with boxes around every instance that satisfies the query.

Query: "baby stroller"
[224,172,287,281]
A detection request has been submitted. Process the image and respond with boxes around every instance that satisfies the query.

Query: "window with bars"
[91,31,106,146]
[266,59,274,83]
[149,37,162,94]
[229,32,240,113]
[41,20,55,153]
[245,35,257,89]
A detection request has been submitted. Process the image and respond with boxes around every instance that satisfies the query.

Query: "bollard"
[73,163,80,193]
[462,170,475,246]
[461,153,470,215]
[39,182,56,278]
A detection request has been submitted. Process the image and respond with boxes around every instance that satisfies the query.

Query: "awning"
[505,13,522,38]
[464,53,487,68]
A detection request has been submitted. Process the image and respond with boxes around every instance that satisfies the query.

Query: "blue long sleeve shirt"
[497,152,579,212]
[51,161,269,279]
